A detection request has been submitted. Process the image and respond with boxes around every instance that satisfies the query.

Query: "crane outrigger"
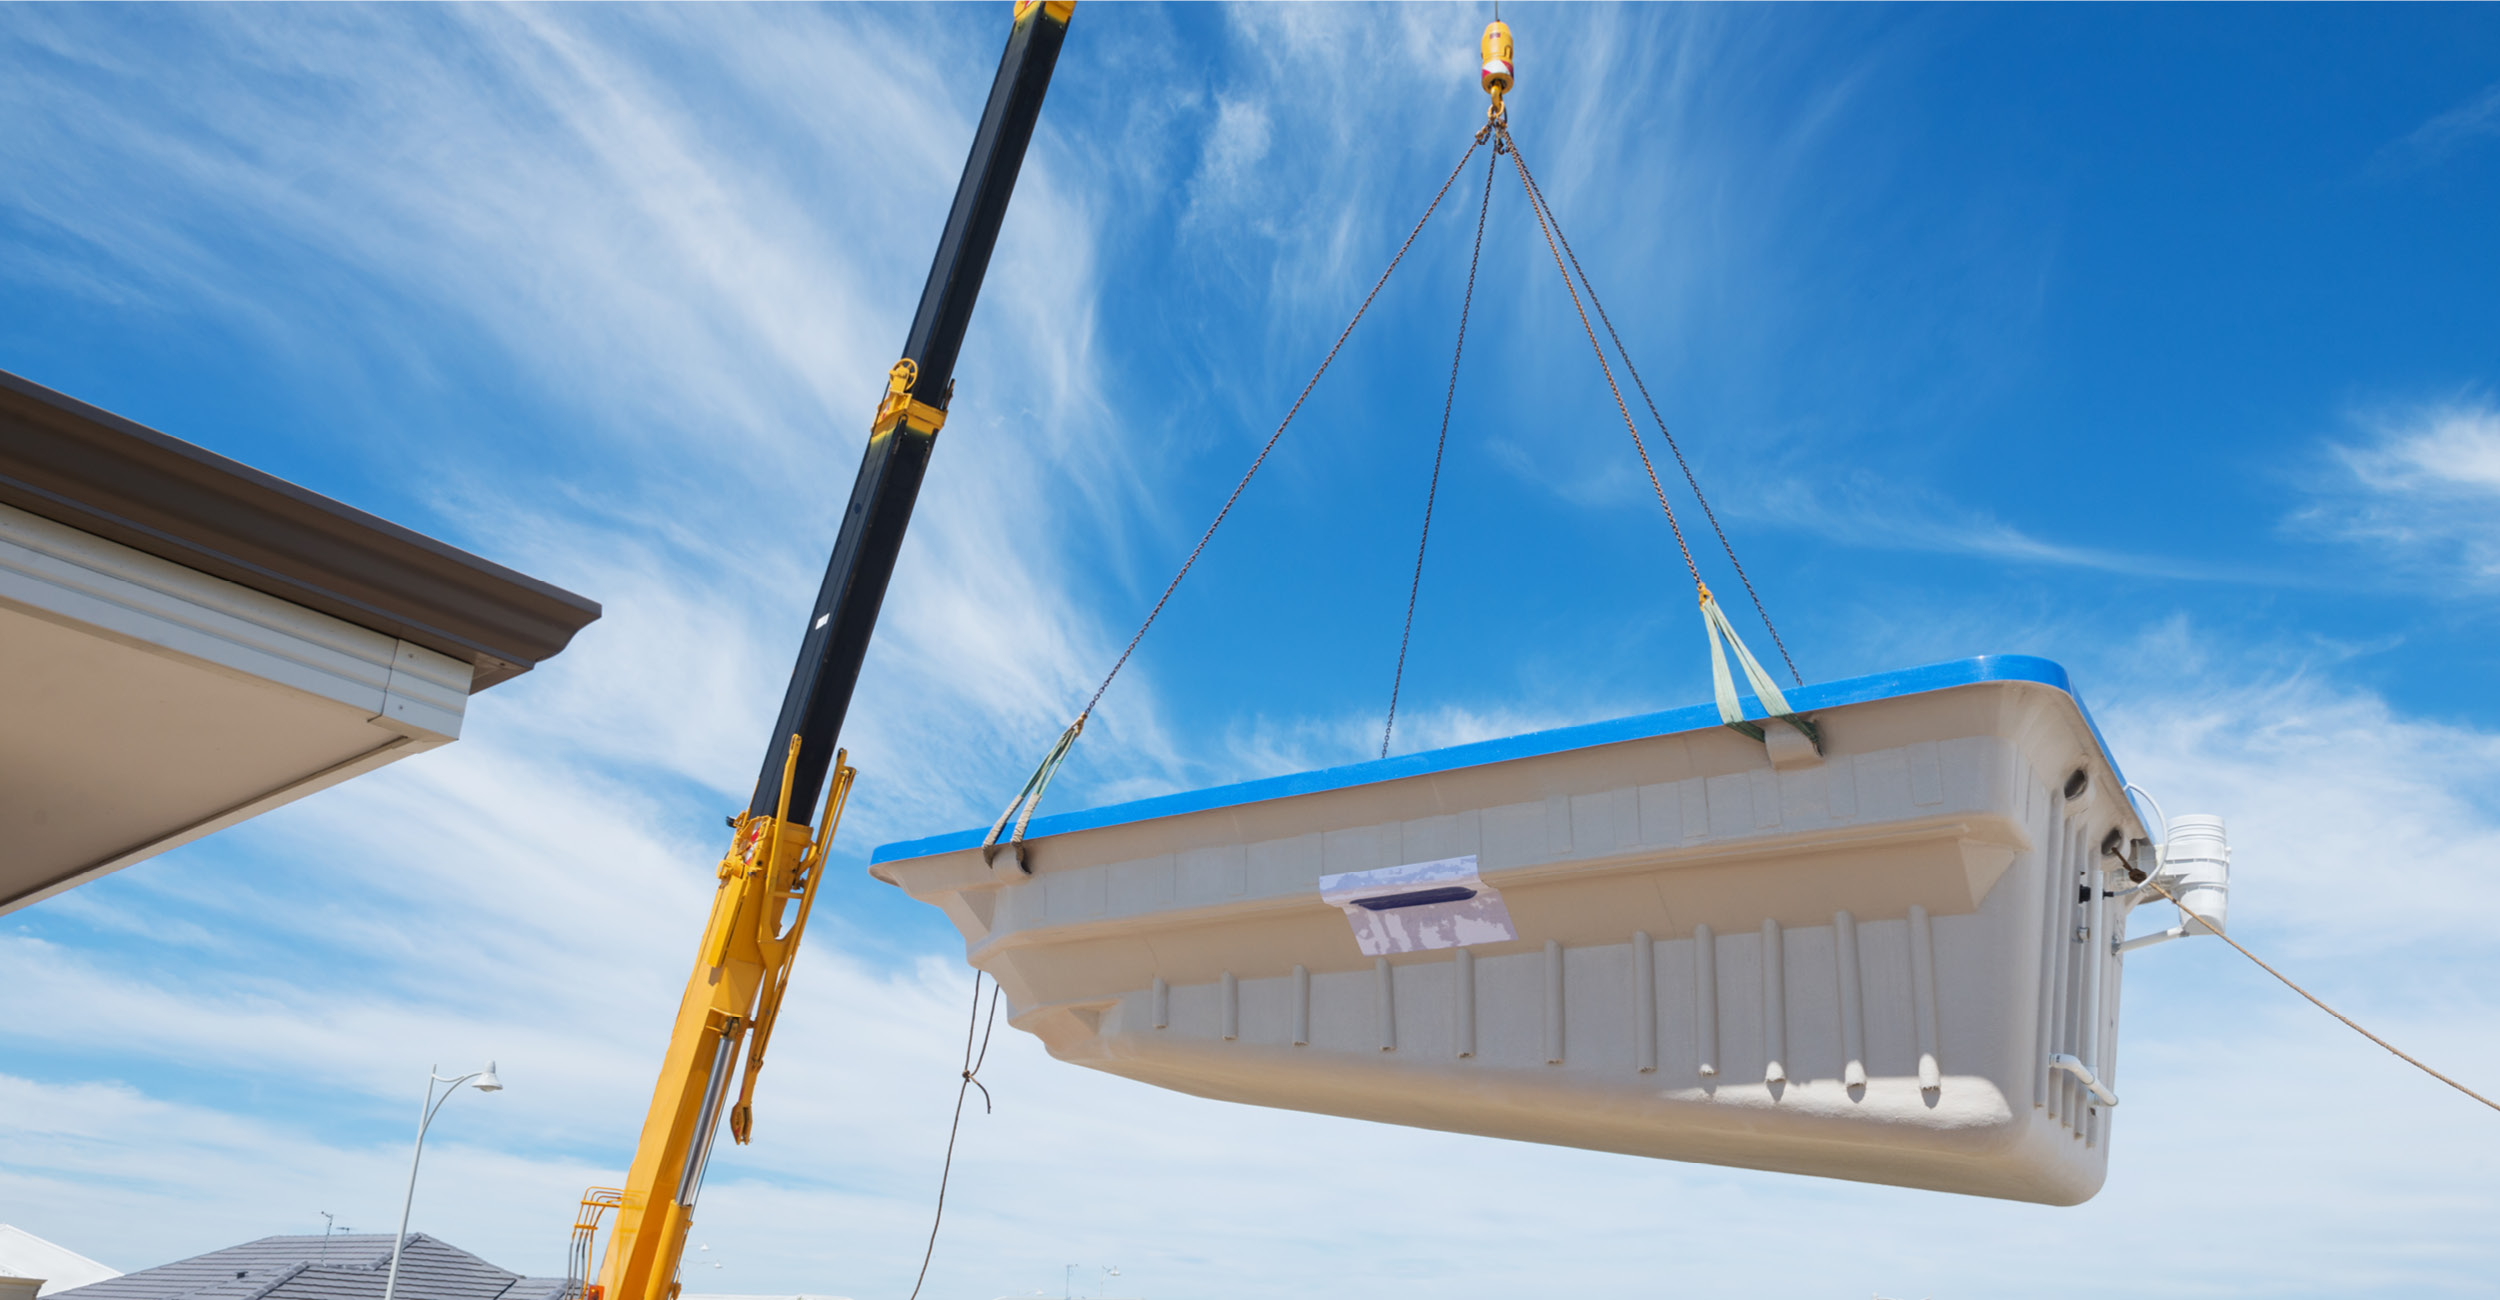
[563,6,1073,1298]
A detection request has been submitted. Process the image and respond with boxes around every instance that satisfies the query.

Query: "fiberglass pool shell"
[871,655,2151,1205]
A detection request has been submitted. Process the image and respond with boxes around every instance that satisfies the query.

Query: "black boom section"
[748,4,1071,821]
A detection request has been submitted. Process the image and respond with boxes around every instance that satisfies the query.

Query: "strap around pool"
[982,713,1085,870]
[1703,584,1819,751]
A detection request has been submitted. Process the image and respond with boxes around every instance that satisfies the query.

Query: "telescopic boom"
[567,8,1072,1300]
[752,0,1073,824]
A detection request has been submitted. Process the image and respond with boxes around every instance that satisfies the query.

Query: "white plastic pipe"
[2050,1053,2119,1107]
[2120,924,2188,953]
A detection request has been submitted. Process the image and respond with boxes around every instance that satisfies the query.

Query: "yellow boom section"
[580,740,854,1300]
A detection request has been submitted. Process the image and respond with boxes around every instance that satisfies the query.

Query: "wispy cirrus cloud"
[1747,467,2287,584]
[2296,400,2500,584]
[2,2,1200,838]
[2373,80,2500,175]
[2095,632,2500,951]
[1207,696,1610,792]
[7,7,2500,1297]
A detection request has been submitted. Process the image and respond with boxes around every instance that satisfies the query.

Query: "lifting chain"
[986,17,1811,856]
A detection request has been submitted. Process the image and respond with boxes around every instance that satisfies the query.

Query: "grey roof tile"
[50,1237,537,1300]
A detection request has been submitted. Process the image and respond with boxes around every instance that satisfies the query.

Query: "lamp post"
[382,1062,503,1300]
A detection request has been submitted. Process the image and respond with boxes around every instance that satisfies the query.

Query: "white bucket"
[2162,814,2230,936]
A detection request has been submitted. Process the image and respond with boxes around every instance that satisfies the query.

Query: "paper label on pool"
[1319,854,1516,956]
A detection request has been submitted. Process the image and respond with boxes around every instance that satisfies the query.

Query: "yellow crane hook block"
[1480,20,1514,113]
[872,657,2161,1205]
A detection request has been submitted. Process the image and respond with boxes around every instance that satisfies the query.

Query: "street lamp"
[383,1062,503,1300]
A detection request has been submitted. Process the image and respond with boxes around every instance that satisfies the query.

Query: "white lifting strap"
[982,713,1085,872]
[1701,585,1819,753]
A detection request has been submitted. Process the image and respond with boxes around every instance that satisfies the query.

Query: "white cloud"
[1195,696,1603,794]
[2338,402,2500,494]
[1747,467,2277,583]
[2377,80,2500,173]
[2303,401,2500,582]
[2099,648,2500,954]
[1181,97,1273,225]
[4,7,2499,1297]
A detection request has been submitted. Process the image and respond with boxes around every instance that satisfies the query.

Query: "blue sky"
[5,3,2499,1296]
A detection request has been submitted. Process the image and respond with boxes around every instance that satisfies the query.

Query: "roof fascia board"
[0,500,477,916]
[1,499,471,737]
[0,369,599,690]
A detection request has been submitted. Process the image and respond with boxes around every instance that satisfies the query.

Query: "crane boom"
[752,0,1073,823]
[572,8,1072,1300]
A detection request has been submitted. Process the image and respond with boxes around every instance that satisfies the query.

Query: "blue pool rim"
[870,654,2118,865]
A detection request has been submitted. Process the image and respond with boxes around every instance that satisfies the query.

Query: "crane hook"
[1479,19,1514,120]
